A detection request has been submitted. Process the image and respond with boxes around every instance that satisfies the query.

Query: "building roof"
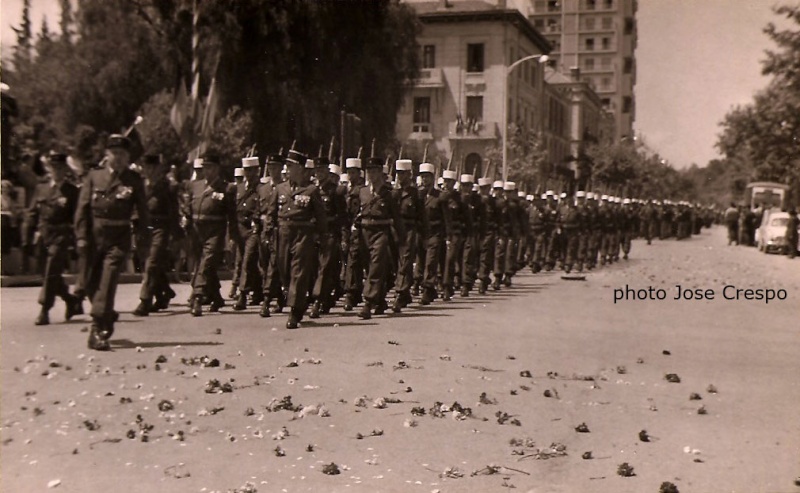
[411,1,552,54]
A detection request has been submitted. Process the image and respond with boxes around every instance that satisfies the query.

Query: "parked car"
[755,209,800,254]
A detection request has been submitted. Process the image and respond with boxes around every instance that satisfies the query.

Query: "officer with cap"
[356,157,405,319]
[24,152,81,325]
[310,155,347,318]
[391,159,423,312]
[133,154,179,316]
[183,150,239,316]
[257,153,287,317]
[75,134,149,350]
[265,150,328,328]
[232,156,263,310]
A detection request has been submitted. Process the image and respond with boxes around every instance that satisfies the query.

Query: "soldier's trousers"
[313,234,341,305]
[139,226,171,301]
[192,223,226,299]
[504,235,518,275]
[231,242,243,291]
[562,229,580,269]
[493,235,507,278]
[600,231,615,261]
[361,226,392,303]
[444,233,465,288]
[277,225,316,310]
[528,230,547,269]
[516,235,527,270]
[259,233,282,300]
[73,241,92,300]
[641,220,652,244]
[587,230,600,267]
[546,232,561,268]
[478,231,496,283]
[237,233,262,293]
[394,228,417,295]
[461,234,478,288]
[621,232,632,254]
[419,230,443,290]
[726,222,738,244]
[345,231,365,300]
[660,221,671,240]
[86,226,132,321]
[38,236,72,309]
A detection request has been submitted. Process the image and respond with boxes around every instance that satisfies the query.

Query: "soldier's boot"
[460,285,470,297]
[454,276,461,291]
[478,279,488,295]
[503,274,512,287]
[391,295,403,313]
[191,296,203,317]
[64,294,80,321]
[259,299,271,318]
[564,264,572,274]
[600,256,606,266]
[357,302,372,320]
[623,253,629,260]
[374,299,387,316]
[492,276,502,291]
[228,285,238,300]
[442,286,453,302]
[271,294,285,314]
[34,308,50,326]
[576,262,584,273]
[420,288,433,305]
[343,293,355,312]
[71,295,85,316]
[133,299,152,317]
[412,282,420,297]
[209,294,225,312]
[87,321,111,351]
[250,291,264,306]
[286,307,303,329]
[309,301,322,319]
[153,294,168,311]
[233,292,248,311]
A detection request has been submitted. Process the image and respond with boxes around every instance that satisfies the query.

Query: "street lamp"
[502,53,549,182]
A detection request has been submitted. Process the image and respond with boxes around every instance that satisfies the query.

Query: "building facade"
[526,0,637,141]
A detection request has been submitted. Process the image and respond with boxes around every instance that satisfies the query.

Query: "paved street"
[1,226,799,493]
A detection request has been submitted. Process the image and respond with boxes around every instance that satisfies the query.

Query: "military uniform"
[311,164,348,317]
[356,158,405,318]
[184,159,239,316]
[257,168,285,316]
[24,164,81,325]
[342,161,366,310]
[75,135,149,349]
[442,175,470,300]
[265,151,329,328]
[527,197,548,273]
[232,163,263,310]
[459,180,479,296]
[417,165,449,304]
[477,179,499,292]
[135,157,179,315]
[392,160,424,311]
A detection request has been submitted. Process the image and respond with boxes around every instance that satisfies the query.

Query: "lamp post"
[502,54,549,182]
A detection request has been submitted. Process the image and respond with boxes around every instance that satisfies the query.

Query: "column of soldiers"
[26,135,715,350]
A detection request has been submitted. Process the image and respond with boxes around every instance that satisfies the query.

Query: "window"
[585,0,596,10]
[466,96,483,121]
[534,18,545,29]
[601,37,611,50]
[467,43,485,72]
[623,96,632,113]
[601,97,611,108]
[422,45,436,69]
[584,57,595,70]
[624,17,635,35]
[584,17,595,30]
[604,0,613,8]
[547,0,560,12]
[623,57,633,74]
[585,38,595,51]
[534,0,545,11]
[413,97,430,128]
[602,16,613,29]
[547,18,560,32]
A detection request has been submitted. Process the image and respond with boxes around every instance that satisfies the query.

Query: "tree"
[11,0,33,70]
[60,0,74,45]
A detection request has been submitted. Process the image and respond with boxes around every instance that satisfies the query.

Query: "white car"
[755,210,799,254]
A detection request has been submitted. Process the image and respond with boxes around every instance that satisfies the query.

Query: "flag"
[170,79,190,138]
[199,76,220,139]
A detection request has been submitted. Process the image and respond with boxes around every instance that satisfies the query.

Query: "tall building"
[526,0,637,140]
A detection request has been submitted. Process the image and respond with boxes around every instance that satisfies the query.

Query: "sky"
[0,0,792,170]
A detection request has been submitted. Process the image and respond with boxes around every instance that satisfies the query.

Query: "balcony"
[448,120,499,140]
[464,72,486,92]
[407,122,434,141]
[413,67,444,88]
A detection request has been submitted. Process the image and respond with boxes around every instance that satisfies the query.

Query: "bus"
[744,182,790,211]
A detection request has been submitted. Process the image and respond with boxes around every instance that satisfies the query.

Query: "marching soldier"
[342,158,366,311]
[639,198,656,245]
[476,177,498,293]
[585,192,601,269]
[620,198,635,258]
[391,159,424,312]
[232,156,263,310]
[502,182,520,286]
[265,150,328,328]
[229,166,246,298]
[257,154,287,317]
[310,156,347,318]
[459,174,478,297]
[183,151,239,316]
[441,170,466,301]
[492,180,509,290]
[558,191,583,273]
[356,157,405,319]
[527,193,548,273]
[23,152,81,325]
[133,154,179,316]
[416,162,448,304]
[75,134,149,350]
